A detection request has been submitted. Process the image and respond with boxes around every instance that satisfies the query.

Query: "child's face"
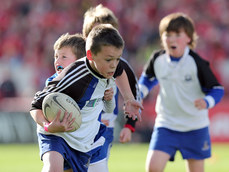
[54,47,77,74]
[90,45,122,79]
[162,30,191,57]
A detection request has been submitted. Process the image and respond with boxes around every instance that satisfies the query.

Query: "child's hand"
[101,119,109,126]
[103,87,114,101]
[194,98,207,110]
[119,127,132,143]
[44,110,75,133]
[123,100,144,121]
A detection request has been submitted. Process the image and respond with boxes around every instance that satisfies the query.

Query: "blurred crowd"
[0,0,229,103]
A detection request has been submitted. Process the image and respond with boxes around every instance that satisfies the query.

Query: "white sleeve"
[103,78,116,113]
[103,97,115,113]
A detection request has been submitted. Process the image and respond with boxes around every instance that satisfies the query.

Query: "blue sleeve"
[203,86,224,108]
[139,74,158,90]
[138,73,158,98]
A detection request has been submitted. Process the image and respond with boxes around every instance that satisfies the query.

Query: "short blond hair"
[54,33,86,59]
[159,12,198,49]
[82,4,119,37]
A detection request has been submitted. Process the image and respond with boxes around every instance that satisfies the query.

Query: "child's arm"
[30,108,75,133]
[103,87,115,113]
[138,73,158,99]
[194,56,225,110]
[119,127,132,143]
[195,87,224,110]
[117,59,141,142]
[116,71,143,121]
[30,109,49,127]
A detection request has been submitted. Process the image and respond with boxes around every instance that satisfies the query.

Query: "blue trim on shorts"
[149,127,211,161]
[90,126,114,164]
[38,133,91,172]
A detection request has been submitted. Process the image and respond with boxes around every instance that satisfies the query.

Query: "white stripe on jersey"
[32,57,114,152]
[34,63,89,101]
[56,64,87,87]
[56,71,89,93]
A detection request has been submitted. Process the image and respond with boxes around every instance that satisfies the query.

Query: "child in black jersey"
[30,24,142,172]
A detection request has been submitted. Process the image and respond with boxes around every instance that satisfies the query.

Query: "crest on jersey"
[86,98,103,107]
[184,74,192,82]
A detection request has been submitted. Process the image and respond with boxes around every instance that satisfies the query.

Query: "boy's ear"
[87,50,93,61]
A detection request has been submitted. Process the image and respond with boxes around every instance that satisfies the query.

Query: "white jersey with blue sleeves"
[139,47,224,131]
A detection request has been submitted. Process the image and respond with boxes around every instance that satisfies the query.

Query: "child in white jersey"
[30,24,142,172]
[138,12,224,172]
[82,4,142,172]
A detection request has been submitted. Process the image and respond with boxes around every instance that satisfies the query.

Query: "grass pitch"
[0,143,228,172]
[109,143,229,172]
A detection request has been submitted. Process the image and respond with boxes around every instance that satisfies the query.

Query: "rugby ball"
[42,92,82,132]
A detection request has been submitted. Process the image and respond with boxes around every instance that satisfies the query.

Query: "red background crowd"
[0,0,228,99]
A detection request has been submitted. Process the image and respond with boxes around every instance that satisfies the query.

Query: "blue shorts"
[90,127,114,164]
[38,133,91,172]
[149,127,211,161]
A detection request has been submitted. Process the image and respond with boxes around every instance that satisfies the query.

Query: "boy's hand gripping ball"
[42,92,82,132]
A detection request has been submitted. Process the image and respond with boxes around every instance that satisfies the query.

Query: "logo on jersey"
[184,74,192,82]
[86,98,103,107]
[161,76,168,80]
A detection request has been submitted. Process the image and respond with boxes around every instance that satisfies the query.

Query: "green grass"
[0,143,228,172]
[109,143,229,172]
[0,144,42,172]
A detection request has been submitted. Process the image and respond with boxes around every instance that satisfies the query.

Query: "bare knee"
[146,162,163,172]
[42,151,64,172]
[186,159,204,172]
[145,150,170,172]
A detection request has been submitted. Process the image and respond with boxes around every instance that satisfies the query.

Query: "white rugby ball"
[42,92,82,132]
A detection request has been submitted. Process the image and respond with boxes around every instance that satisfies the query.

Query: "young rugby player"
[30,24,142,172]
[82,4,142,172]
[138,12,224,172]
